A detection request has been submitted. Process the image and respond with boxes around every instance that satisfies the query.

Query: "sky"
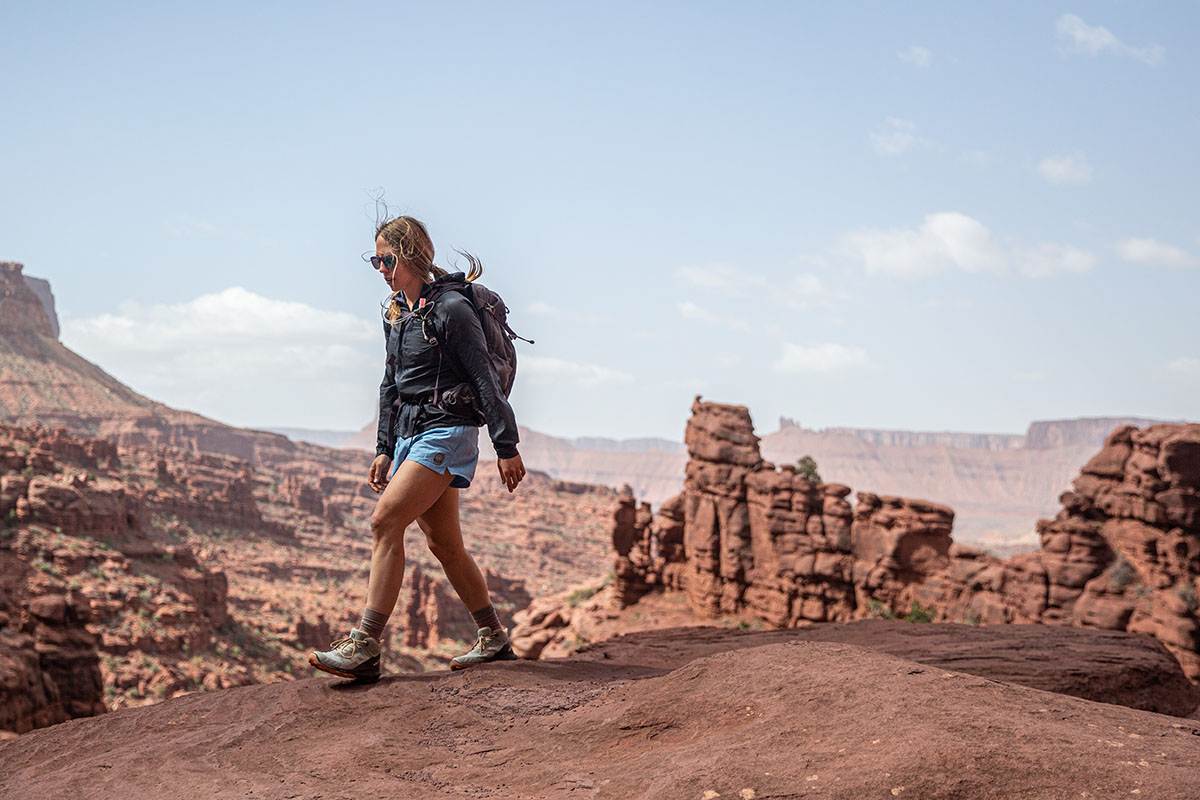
[2,2,1197,442]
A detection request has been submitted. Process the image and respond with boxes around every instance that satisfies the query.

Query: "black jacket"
[375,273,520,460]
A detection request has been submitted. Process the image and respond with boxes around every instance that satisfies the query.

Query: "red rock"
[5,636,1200,800]
[549,402,1200,683]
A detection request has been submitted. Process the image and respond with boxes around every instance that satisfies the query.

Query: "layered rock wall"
[610,399,1200,679]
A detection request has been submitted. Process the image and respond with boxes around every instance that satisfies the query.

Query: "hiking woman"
[309,215,525,681]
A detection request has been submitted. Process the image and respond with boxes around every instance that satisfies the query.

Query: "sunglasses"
[367,253,398,271]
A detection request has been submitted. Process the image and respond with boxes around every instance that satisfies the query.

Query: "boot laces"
[330,636,365,658]
[473,629,503,653]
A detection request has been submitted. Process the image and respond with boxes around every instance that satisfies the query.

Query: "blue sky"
[2,2,1197,440]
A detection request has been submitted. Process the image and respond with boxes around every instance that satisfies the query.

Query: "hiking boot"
[308,628,381,683]
[450,626,519,670]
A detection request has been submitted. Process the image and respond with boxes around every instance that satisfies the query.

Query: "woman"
[309,215,526,682]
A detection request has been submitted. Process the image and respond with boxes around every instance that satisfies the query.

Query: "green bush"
[795,455,821,484]
[903,600,936,623]
[567,586,597,607]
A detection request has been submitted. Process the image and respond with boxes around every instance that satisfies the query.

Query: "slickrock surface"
[572,620,1200,717]
[3,639,1199,800]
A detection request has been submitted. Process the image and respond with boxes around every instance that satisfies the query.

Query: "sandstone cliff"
[514,399,1200,682]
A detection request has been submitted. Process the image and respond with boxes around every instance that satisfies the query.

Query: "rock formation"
[524,398,1200,681]
[919,422,1200,679]
[0,549,107,734]
[0,262,56,338]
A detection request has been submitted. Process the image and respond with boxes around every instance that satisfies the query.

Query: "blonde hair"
[376,215,483,324]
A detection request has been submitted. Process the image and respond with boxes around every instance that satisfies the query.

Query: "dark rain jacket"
[375,273,520,460]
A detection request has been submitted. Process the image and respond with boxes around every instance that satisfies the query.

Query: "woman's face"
[375,235,401,292]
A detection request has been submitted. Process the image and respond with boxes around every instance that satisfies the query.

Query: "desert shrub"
[866,598,896,620]
[1109,556,1133,589]
[796,455,821,484]
[1175,582,1199,614]
[902,600,936,623]
[963,608,982,626]
[567,586,597,607]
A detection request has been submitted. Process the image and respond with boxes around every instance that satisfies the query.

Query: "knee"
[370,509,405,546]
[426,537,464,564]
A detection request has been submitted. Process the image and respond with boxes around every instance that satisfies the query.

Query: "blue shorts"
[390,425,480,489]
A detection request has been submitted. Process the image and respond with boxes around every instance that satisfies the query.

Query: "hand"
[367,454,393,493]
[497,454,526,493]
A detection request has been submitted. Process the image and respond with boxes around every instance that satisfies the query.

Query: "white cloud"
[841,212,1006,277]
[1114,237,1198,268]
[677,301,751,333]
[674,263,767,292]
[1037,152,1093,185]
[870,118,927,156]
[840,212,1095,279]
[1015,243,1097,277]
[1056,14,1164,66]
[897,46,931,68]
[520,355,634,387]
[773,342,874,374]
[61,288,381,428]
[1167,357,1200,376]
[65,287,377,354]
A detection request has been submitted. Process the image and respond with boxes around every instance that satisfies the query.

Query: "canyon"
[0,261,617,733]
[4,262,1200,797]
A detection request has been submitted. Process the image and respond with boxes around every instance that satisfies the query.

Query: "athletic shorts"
[390,425,480,489]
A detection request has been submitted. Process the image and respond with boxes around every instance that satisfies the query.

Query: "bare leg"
[416,486,491,612]
[366,460,455,616]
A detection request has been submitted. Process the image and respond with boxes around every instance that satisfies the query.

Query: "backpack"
[455,281,530,397]
[424,277,532,406]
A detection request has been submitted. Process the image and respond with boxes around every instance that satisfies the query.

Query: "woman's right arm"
[369,320,397,492]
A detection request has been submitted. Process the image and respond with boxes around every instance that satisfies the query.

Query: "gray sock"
[470,603,503,633]
[358,607,389,641]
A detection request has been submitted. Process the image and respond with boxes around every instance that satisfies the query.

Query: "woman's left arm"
[441,294,521,461]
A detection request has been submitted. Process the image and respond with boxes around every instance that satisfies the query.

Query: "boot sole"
[308,652,380,683]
